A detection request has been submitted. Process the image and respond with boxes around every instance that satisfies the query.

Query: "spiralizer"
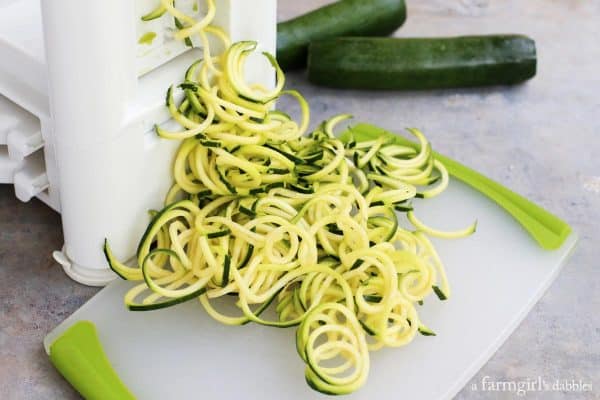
[0,0,277,286]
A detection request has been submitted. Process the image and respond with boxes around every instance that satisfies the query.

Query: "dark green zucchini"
[308,35,537,90]
[277,0,406,70]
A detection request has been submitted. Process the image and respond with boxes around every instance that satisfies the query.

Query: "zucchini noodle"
[106,1,475,394]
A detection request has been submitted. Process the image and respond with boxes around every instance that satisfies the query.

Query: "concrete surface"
[1,0,598,399]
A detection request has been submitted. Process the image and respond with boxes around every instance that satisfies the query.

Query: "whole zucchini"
[307,35,537,90]
[277,0,407,71]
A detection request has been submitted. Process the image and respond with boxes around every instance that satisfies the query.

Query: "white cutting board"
[45,179,577,400]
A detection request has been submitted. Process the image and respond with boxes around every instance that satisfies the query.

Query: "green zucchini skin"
[307,35,537,90]
[277,0,407,71]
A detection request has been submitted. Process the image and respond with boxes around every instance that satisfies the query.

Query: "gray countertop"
[1,0,598,399]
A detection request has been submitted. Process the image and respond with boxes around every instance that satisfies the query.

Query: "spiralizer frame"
[0,0,277,285]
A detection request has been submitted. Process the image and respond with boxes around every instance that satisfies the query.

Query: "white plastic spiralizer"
[0,0,277,286]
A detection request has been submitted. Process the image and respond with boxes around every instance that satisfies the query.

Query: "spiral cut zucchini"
[106,0,476,395]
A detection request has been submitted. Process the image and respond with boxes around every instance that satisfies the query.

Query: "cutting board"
[44,178,577,400]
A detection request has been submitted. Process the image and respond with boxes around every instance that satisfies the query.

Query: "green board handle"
[49,321,136,400]
[342,123,572,250]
